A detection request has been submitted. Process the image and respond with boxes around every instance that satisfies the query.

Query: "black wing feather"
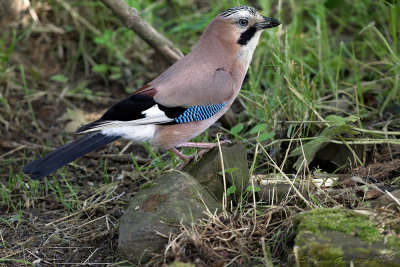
[77,94,187,133]
[77,94,159,133]
[101,94,157,121]
[76,93,226,133]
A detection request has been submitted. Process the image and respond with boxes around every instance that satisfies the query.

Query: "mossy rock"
[118,170,220,264]
[290,208,400,266]
[169,261,195,267]
[186,141,250,202]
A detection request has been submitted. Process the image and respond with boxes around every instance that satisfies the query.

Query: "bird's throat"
[236,30,262,69]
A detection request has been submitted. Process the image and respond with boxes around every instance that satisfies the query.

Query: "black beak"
[255,16,281,29]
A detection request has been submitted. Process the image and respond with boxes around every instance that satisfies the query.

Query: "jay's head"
[218,6,281,45]
[200,6,281,66]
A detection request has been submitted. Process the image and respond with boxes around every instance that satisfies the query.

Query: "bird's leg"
[169,147,193,170]
[180,140,232,158]
[179,140,231,149]
[170,140,232,170]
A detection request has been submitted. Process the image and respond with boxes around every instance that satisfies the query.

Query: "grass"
[0,0,400,265]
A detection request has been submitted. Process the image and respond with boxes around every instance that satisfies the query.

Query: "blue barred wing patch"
[174,102,228,124]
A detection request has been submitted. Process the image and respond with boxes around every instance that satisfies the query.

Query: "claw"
[219,139,232,145]
[178,157,191,170]
[170,147,192,170]
[170,140,232,170]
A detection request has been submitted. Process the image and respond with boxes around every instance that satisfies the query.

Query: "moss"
[310,242,343,257]
[140,181,158,190]
[183,188,202,203]
[295,231,345,266]
[169,261,195,267]
[387,236,400,249]
[354,247,373,255]
[160,216,175,224]
[295,208,381,244]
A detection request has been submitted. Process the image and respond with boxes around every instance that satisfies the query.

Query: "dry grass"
[149,205,297,266]
[0,181,131,265]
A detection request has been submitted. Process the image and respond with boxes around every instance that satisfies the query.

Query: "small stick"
[100,0,184,64]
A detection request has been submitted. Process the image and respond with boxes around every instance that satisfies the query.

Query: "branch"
[100,0,183,64]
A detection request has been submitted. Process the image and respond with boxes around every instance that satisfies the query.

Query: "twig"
[385,190,400,207]
[0,144,27,159]
[217,135,227,211]
[249,141,259,238]
[100,0,184,64]
[261,237,271,267]
[83,247,100,264]
[24,0,39,23]
[25,249,51,265]
[350,176,400,206]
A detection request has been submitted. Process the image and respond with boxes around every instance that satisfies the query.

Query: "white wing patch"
[142,105,172,123]
[102,124,156,142]
[79,105,173,133]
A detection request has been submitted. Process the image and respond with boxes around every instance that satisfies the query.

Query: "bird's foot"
[170,140,232,170]
[179,140,232,149]
[169,147,193,170]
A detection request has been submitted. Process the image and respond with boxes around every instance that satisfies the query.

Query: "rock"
[313,143,364,172]
[169,261,195,267]
[118,170,220,264]
[258,182,293,204]
[254,173,336,204]
[370,189,400,211]
[290,208,400,266]
[186,141,250,202]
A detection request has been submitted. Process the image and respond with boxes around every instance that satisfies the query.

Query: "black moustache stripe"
[237,27,257,46]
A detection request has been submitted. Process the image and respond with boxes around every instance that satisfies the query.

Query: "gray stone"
[118,170,220,264]
[186,141,250,202]
[258,182,293,204]
[370,189,400,211]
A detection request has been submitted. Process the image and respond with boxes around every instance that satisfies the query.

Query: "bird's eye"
[237,18,249,27]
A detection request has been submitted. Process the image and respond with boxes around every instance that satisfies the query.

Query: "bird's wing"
[76,68,233,134]
[152,65,235,107]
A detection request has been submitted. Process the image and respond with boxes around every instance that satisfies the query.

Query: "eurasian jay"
[23,6,281,180]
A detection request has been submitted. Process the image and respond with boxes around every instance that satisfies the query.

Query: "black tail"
[23,132,122,180]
